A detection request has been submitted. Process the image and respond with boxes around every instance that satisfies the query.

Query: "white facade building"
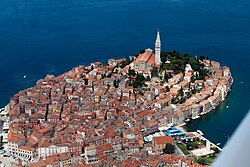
[38,144,69,159]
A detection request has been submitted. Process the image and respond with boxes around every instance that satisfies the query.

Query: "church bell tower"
[155,30,161,65]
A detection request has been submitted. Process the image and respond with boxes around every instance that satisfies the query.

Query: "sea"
[0,0,249,147]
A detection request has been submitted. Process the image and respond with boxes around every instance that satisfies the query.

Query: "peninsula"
[0,31,233,166]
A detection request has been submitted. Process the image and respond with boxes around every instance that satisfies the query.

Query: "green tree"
[199,56,205,61]
[130,73,146,88]
[160,51,168,63]
[186,143,193,150]
[136,73,145,81]
[192,142,199,149]
[139,48,146,54]
[179,98,186,104]
[151,67,159,78]
[128,67,136,76]
[180,87,184,96]
[212,147,220,154]
[165,86,170,92]
[164,71,168,81]
[196,158,206,165]
[128,66,135,85]
[145,76,151,81]
[163,143,175,154]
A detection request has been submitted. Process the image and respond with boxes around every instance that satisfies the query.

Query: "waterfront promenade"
[0,48,233,166]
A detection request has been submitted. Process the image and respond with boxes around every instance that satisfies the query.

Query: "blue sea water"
[0,0,249,147]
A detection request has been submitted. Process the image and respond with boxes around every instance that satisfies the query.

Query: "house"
[208,94,220,109]
[68,142,82,156]
[38,140,69,158]
[7,132,26,156]
[222,66,231,77]
[144,120,158,134]
[17,146,36,160]
[174,111,185,125]
[108,58,126,67]
[152,136,174,154]
[85,144,99,164]
[191,104,201,119]
[199,99,213,114]
[101,143,114,155]
[29,152,73,167]
[123,128,135,139]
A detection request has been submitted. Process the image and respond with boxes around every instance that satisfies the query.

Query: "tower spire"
[155,30,161,65]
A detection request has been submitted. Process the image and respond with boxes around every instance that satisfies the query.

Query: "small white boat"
[226,106,229,108]
[241,81,243,84]
[23,75,27,79]
[216,143,221,146]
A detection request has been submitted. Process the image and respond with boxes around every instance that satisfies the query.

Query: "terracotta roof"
[7,132,25,143]
[9,109,20,115]
[29,161,46,167]
[37,127,50,134]
[38,137,51,147]
[85,144,96,151]
[134,50,155,65]
[153,136,174,145]
[189,133,196,138]
[101,144,113,151]
[19,146,35,152]
[27,137,38,145]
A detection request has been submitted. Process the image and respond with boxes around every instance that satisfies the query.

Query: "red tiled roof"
[153,136,174,145]
[7,132,25,143]
[19,146,35,152]
[134,50,155,65]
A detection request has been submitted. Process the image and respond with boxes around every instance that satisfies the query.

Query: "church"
[131,30,161,72]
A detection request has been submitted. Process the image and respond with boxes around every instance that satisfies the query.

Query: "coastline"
[177,125,223,152]
[183,77,234,147]
[1,48,234,166]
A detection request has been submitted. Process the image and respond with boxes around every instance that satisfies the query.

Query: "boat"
[216,143,221,146]
[23,75,27,79]
[226,106,229,108]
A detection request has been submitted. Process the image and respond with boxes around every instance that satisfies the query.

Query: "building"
[68,142,82,156]
[132,30,161,72]
[7,132,26,156]
[152,136,174,154]
[16,146,36,161]
[38,141,69,159]
[133,48,156,72]
[84,144,99,164]
[28,152,73,167]
[108,58,126,67]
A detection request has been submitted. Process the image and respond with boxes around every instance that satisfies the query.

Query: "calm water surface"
[0,0,250,147]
